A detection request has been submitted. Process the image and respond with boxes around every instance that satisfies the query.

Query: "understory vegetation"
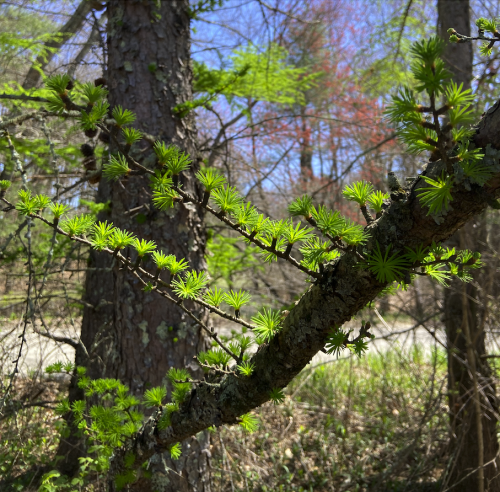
[1,346,458,492]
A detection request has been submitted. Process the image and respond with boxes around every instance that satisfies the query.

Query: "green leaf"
[283,222,314,244]
[112,105,136,127]
[424,265,451,286]
[223,289,251,310]
[367,190,389,213]
[405,244,428,264]
[269,388,285,405]
[0,180,12,191]
[103,154,130,182]
[365,243,410,283]
[108,228,136,250]
[445,82,474,108]
[91,221,115,251]
[324,328,348,356]
[288,195,314,218]
[49,202,70,219]
[416,173,454,215]
[152,188,179,210]
[172,270,208,299]
[211,186,242,213]
[342,180,374,206]
[231,202,259,229]
[197,348,232,368]
[153,142,191,174]
[196,168,226,192]
[169,443,182,460]
[251,308,281,343]
[60,214,95,237]
[311,206,344,236]
[15,189,38,216]
[122,127,143,145]
[45,73,71,95]
[237,360,255,376]
[132,238,157,257]
[476,17,498,33]
[239,413,258,433]
[299,237,340,271]
[81,82,108,104]
[79,100,109,130]
[143,387,167,407]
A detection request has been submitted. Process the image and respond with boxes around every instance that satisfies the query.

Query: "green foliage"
[112,105,136,127]
[153,142,191,175]
[198,347,232,368]
[132,238,157,258]
[416,174,454,216]
[365,243,410,283]
[251,308,282,343]
[237,360,255,376]
[150,169,174,192]
[108,228,136,250]
[269,388,285,405]
[15,189,38,216]
[299,237,340,271]
[455,143,492,186]
[409,37,450,95]
[153,141,177,166]
[0,179,11,191]
[367,190,389,213]
[223,289,251,314]
[231,203,259,229]
[169,442,182,460]
[81,82,108,105]
[44,74,71,96]
[342,180,374,206]
[405,244,428,264]
[211,186,243,214]
[239,413,258,433]
[424,264,451,286]
[311,206,344,236]
[338,219,369,246]
[283,222,314,245]
[122,127,143,146]
[103,154,130,181]
[288,195,314,218]
[172,270,208,299]
[168,368,192,404]
[152,188,179,210]
[79,100,109,130]
[152,251,189,276]
[60,214,95,237]
[324,328,348,356]
[14,190,51,216]
[475,17,499,33]
[90,221,115,251]
[143,387,167,408]
[196,167,226,192]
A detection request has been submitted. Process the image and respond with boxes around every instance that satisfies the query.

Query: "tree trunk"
[57,2,210,491]
[437,2,500,491]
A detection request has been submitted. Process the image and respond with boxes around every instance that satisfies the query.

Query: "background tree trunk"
[437,2,500,490]
[57,2,210,490]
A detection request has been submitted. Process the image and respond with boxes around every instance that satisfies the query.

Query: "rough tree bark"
[106,96,500,486]
[57,2,210,491]
[437,2,500,490]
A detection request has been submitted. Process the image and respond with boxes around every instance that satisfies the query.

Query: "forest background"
[2,0,500,491]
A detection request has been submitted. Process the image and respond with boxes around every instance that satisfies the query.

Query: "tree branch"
[107,102,500,484]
